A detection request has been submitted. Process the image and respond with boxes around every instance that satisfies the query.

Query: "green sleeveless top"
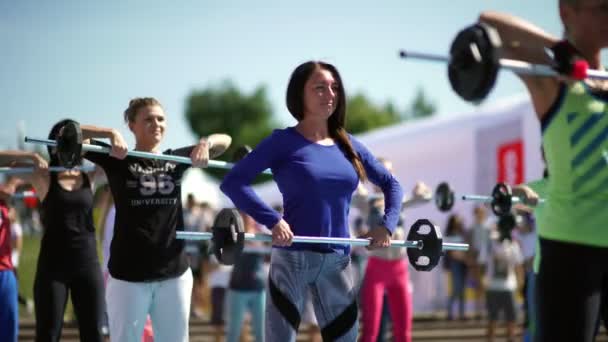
[540,81,608,247]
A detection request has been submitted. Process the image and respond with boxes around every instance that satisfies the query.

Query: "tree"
[345,93,402,134]
[345,88,438,134]
[184,81,277,181]
[404,87,437,120]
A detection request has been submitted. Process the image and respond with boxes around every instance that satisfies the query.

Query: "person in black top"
[79,97,231,342]
[0,119,106,342]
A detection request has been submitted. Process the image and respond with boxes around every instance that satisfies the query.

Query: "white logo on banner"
[504,149,519,185]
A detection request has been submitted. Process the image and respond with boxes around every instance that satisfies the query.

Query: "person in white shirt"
[468,205,494,319]
[485,213,524,342]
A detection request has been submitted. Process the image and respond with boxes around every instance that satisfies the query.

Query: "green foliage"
[345,93,402,134]
[184,81,278,181]
[404,87,437,120]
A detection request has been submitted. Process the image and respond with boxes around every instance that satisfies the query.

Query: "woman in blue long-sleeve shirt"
[220,61,403,341]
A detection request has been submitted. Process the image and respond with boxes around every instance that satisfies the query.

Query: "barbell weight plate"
[448,23,501,102]
[212,208,245,265]
[435,181,455,212]
[491,182,513,216]
[56,121,83,169]
[406,218,443,271]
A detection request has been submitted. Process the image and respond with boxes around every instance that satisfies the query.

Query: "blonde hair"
[123,97,162,123]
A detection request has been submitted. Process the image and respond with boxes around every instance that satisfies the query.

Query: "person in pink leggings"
[359,158,426,342]
[361,244,412,342]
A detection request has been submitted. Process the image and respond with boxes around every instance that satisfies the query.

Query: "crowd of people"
[0,165,543,342]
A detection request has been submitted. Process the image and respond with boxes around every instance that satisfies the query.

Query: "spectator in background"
[444,214,469,321]
[468,205,493,319]
[208,255,232,342]
[485,213,524,342]
[183,193,207,318]
[9,206,34,314]
[225,211,267,342]
[511,148,546,342]
[0,178,20,342]
[359,157,421,342]
[513,213,536,334]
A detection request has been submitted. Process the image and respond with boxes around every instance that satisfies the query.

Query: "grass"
[17,234,40,306]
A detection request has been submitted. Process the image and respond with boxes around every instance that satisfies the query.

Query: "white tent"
[234,94,543,312]
[180,167,228,209]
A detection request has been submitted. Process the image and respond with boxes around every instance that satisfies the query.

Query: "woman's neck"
[134,141,160,153]
[295,118,329,139]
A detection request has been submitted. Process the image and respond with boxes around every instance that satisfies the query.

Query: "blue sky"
[1,0,605,151]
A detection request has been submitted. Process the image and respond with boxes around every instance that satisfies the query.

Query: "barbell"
[366,181,456,213]
[462,182,544,216]
[176,208,468,272]
[399,23,608,102]
[24,121,271,174]
[0,165,94,174]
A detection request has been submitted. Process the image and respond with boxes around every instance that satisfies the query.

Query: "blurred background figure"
[468,205,493,320]
[444,214,469,321]
[225,211,267,342]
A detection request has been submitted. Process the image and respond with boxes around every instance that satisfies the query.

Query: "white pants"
[106,269,193,342]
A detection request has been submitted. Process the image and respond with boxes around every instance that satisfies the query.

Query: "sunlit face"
[128,105,166,146]
[561,0,608,47]
[474,206,487,222]
[302,68,339,120]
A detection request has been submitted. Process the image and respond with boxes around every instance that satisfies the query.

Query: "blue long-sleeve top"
[220,127,403,254]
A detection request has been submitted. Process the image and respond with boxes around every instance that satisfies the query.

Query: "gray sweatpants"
[266,248,358,342]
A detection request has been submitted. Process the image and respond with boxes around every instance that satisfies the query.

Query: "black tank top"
[38,172,99,272]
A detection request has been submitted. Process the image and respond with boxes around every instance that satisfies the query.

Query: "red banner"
[497,140,524,185]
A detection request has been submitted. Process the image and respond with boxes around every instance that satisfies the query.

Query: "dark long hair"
[445,214,465,237]
[285,61,366,181]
